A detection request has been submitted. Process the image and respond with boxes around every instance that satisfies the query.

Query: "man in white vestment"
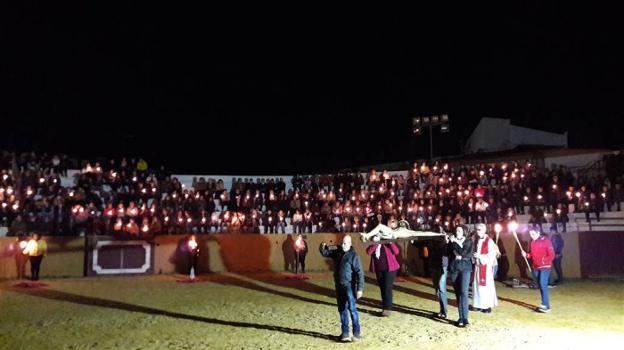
[472,223,498,313]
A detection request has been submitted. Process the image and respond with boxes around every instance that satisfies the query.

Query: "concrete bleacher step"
[575,224,624,231]
[569,211,624,219]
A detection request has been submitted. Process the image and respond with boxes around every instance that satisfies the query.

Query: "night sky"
[3,4,623,174]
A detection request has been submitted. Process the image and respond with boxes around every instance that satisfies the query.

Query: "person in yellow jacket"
[22,233,47,281]
[136,158,148,172]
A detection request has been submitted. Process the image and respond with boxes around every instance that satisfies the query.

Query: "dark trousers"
[451,270,471,322]
[189,253,198,273]
[375,269,397,310]
[295,253,306,274]
[552,256,563,283]
[29,255,44,281]
[585,210,600,222]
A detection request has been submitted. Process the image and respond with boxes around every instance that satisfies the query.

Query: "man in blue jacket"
[320,235,364,342]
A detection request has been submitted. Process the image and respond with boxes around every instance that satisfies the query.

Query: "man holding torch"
[22,233,47,281]
[319,235,364,342]
[293,234,308,274]
[522,230,555,313]
[188,235,199,279]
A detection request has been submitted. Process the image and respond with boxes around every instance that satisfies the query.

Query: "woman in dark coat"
[449,224,473,327]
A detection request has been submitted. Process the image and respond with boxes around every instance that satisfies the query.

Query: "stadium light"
[412,114,450,161]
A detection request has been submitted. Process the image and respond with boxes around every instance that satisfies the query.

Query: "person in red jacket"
[522,230,555,313]
[366,242,400,316]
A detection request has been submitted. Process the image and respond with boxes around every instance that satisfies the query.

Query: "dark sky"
[2,3,623,174]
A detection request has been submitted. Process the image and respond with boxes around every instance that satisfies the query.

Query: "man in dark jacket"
[429,234,451,319]
[550,230,564,285]
[320,235,364,342]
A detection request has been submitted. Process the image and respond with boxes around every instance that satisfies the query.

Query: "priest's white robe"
[472,236,498,309]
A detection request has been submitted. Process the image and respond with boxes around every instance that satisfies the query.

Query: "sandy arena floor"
[1,273,623,350]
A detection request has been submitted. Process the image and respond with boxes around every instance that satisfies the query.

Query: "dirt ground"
[1,273,622,350]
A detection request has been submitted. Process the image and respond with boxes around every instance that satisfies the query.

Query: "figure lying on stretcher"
[360,220,445,243]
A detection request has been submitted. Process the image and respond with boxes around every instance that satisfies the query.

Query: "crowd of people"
[2,150,623,238]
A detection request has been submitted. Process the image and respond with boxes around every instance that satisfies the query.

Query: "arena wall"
[4,231,622,281]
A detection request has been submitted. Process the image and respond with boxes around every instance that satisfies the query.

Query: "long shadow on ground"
[246,274,453,325]
[1,284,336,341]
[364,276,459,308]
[401,275,536,311]
[209,274,378,317]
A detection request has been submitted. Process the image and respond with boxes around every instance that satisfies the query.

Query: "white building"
[465,117,568,154]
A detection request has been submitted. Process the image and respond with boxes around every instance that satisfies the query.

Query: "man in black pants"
[365,242,400,317]
[188,235,200,278]
[550,230,564,285]
[22,233,47,281]
[293,234,308,274]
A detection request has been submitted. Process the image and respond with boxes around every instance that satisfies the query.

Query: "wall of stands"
[3,231,623,280]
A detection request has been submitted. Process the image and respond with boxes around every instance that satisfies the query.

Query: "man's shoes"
[456,319,465,328]
[437,312,447,319]
[537,305,551,313]
[380,309,392,317]
[340,334,351,342]
[352,334,363,342]
[463,319,470,326]
[481,308,492,313]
